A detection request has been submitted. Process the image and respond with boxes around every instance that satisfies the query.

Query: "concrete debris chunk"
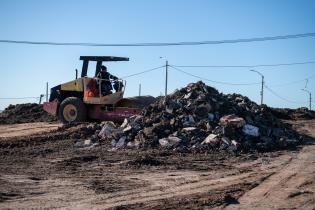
[242,124,260,137]
[202,134,220,145]
[165,106,173,114]
[98,122,116,139]
[219,114,246,128]
[159,136,182,147]
[143,127,153,136]
[111,139,116,147]
[99,122,124,140]
[221,137,231,145]
[208,113,215,121]
[158,138,169,147]
[183,115,195,127]
[115,136,126,148]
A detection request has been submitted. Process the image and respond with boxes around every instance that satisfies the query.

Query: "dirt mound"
[270,107,315,120]
[98,81,303,153]
[0,103,57,124]
[120,96,157,109]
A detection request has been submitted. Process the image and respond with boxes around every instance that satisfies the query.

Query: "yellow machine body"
[59,77,124,105]
[61,78,84,92]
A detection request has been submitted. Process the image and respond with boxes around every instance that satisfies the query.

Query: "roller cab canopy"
[80,56,129,77]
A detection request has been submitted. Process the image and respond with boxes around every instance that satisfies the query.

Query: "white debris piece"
[127,141,135,148]
[120,118,128,128]
[201,134,220,145]
[158,138,169,147]
[159,137,182,147]
[231,140,239,147]
[123,125,132,132]
[84,139,92,145]
[182,127,197,131]
[184,92,192,99]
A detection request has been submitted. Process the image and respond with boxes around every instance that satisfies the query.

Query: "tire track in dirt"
[0,148,292,209]
[79,155,293,209]
[70,171,267,209]
[0,171,262,209]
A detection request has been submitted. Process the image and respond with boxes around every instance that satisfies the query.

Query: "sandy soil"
[0,122,61,138]
[0,120,314,209]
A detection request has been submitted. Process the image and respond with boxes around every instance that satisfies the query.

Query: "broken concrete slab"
[219,114,246,128]
[202,134,220,145]
[242,124,260,137]
[159,136,182,147]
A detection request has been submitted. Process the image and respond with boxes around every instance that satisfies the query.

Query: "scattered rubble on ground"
[0,103,57,124]
[96,81,303,153]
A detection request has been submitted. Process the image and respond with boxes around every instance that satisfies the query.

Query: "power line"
[173,61,315,68]
[1,32,315,47]
[264,85,307,104]
[169,65,260,86]
[121,65,165,78]
[169,66,311,104]
[269,75,315,87]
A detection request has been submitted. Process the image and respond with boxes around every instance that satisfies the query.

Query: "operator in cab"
[97,65,120,96]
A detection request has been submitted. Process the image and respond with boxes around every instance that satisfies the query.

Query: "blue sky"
[0,0,314,110]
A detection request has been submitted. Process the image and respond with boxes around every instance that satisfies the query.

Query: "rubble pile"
[0,103,57,124]
[270,107,315,120]
[97,81,303,153]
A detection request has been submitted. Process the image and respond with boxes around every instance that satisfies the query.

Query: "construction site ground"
[0,120,314,209]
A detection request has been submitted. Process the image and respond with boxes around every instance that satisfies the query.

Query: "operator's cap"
[101,65,107,71]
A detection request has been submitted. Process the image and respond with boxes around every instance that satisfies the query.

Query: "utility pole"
[310,93,312,111]
[250,70,264,105]
[39,94,44,104]
[46,82,49,102]
[165,60,168,96]
[159,57,169,97]
[301,89,312,110]
[261,75,264,105]
[139,84,141,96]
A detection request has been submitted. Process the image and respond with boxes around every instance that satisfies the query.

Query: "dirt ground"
[0,122,62,138]
[0,120,314,209]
